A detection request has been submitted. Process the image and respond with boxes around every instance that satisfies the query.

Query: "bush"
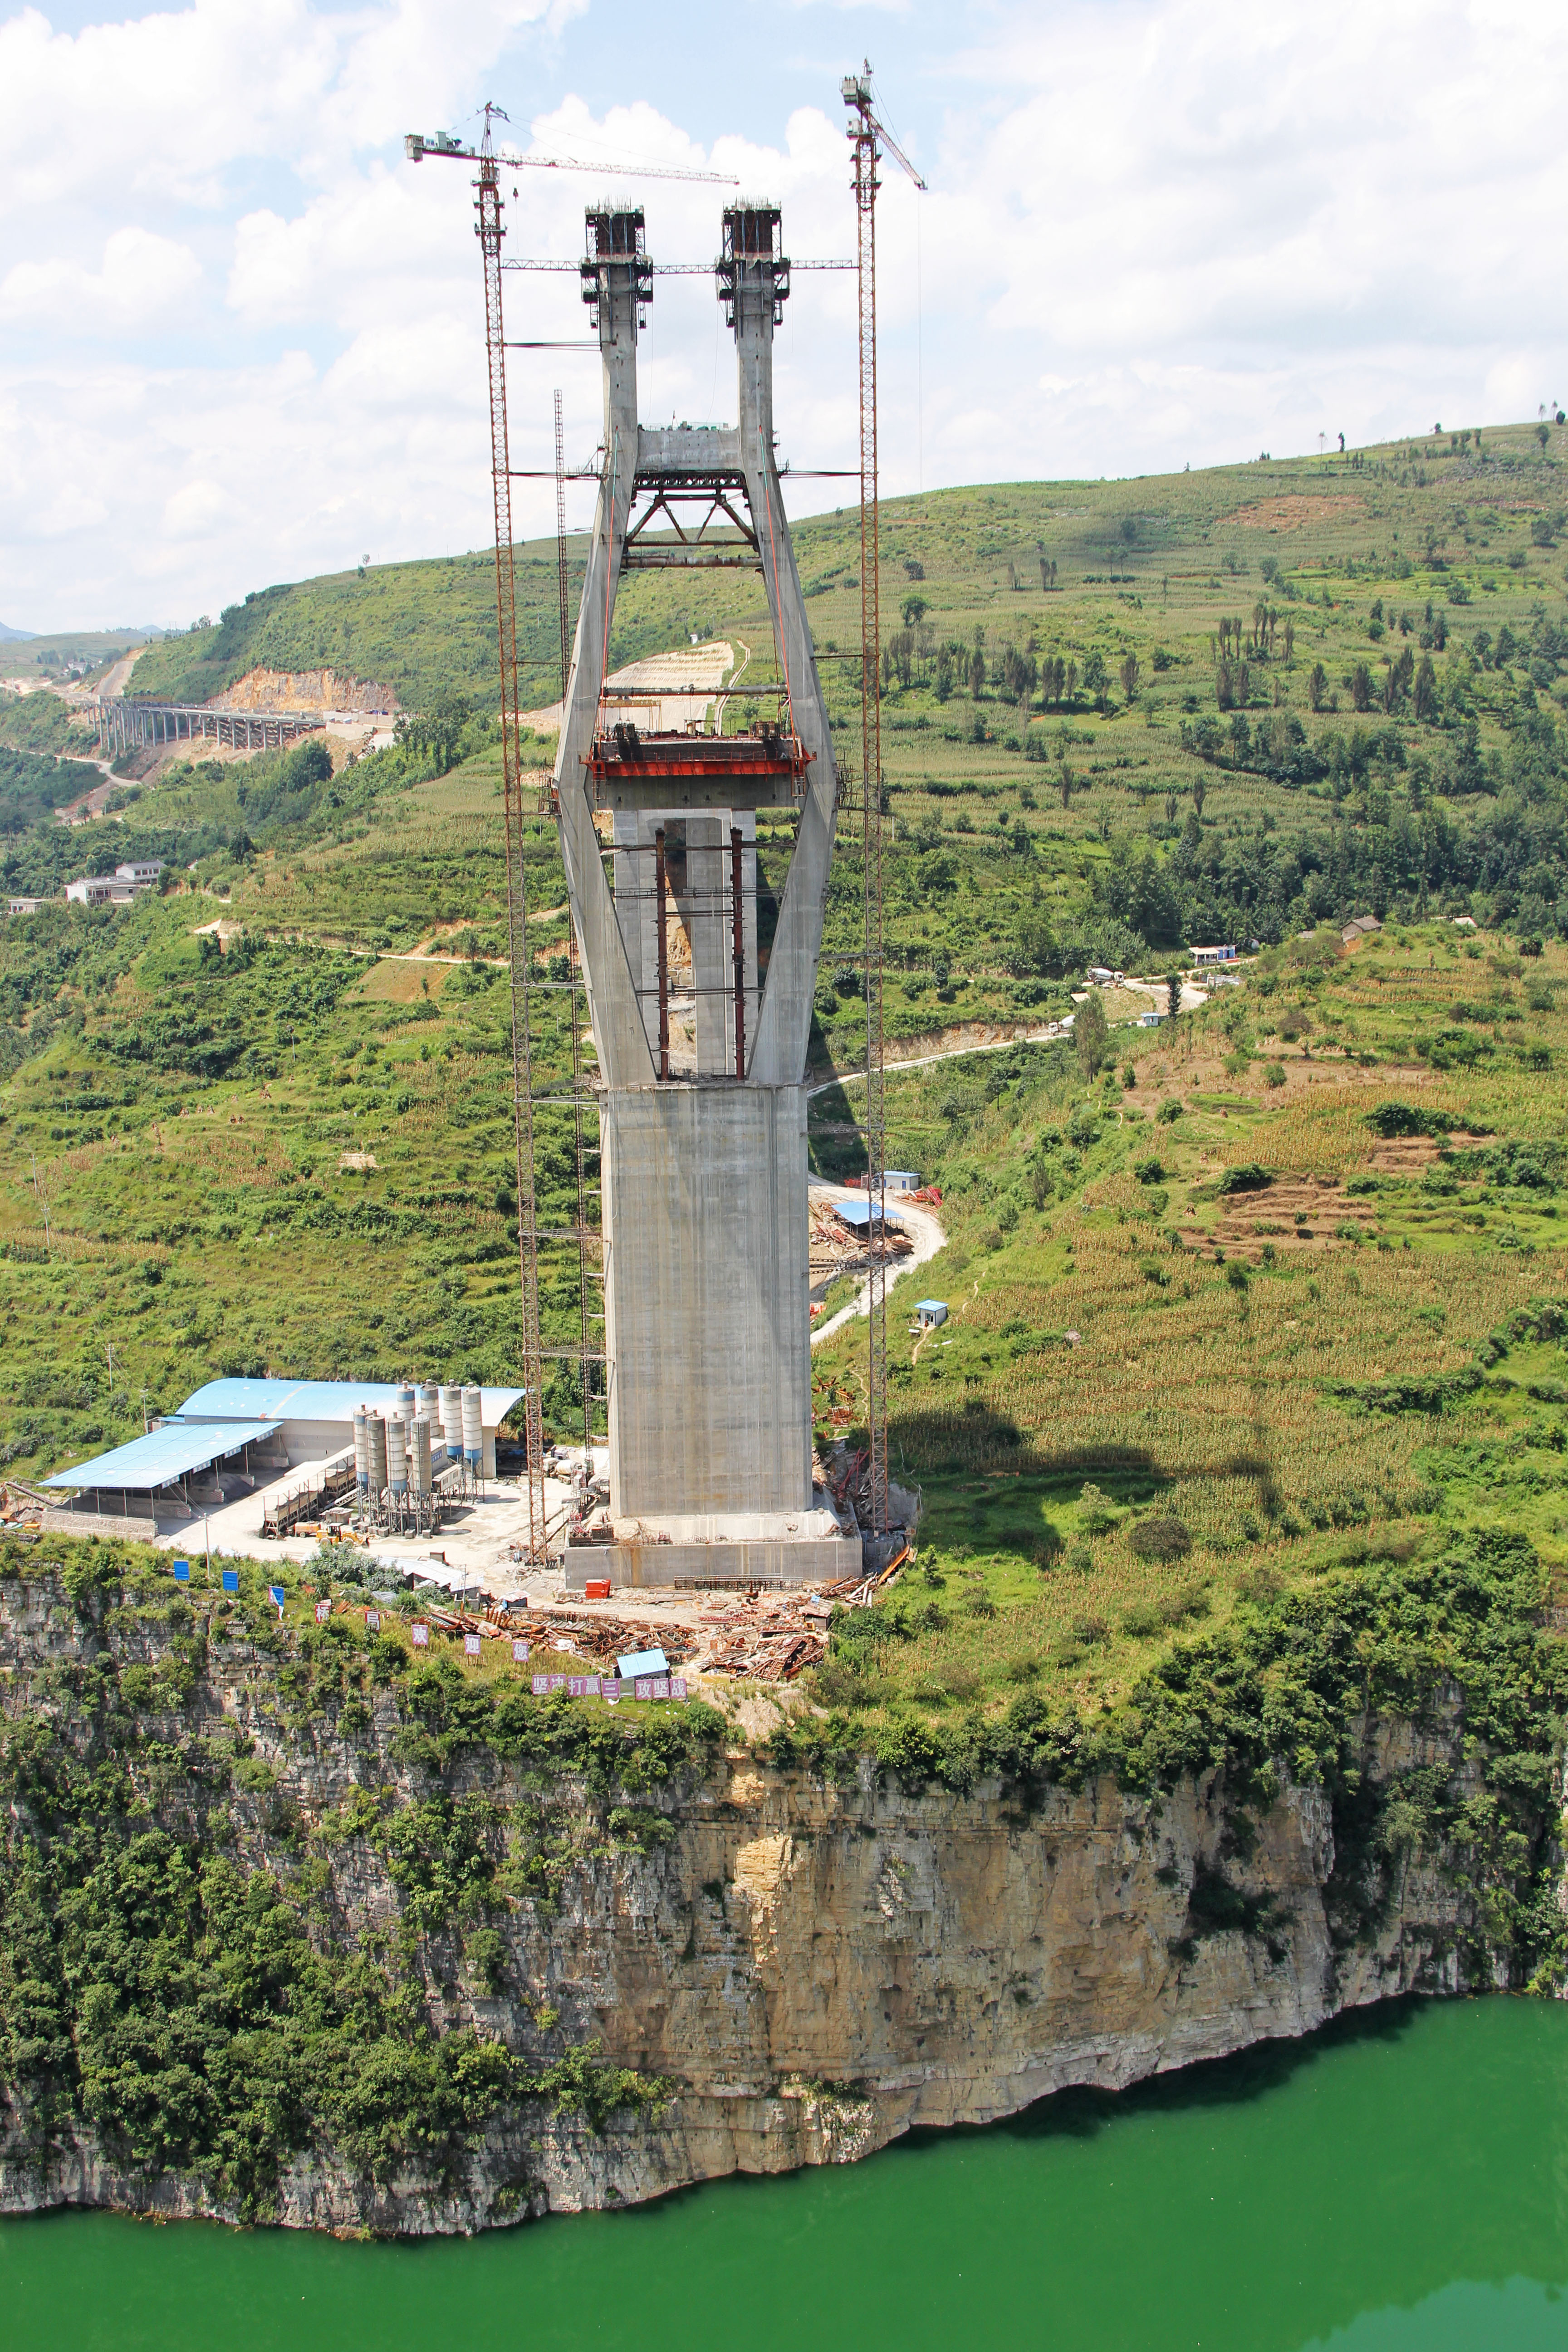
[1129,1514,1192,1561]
[1078,1482,1118,1535]
[1217,1164,1273,1193]
[1367,1101,1454,1139]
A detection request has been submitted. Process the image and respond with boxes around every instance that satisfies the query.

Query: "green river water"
[5,1996,1568,2351]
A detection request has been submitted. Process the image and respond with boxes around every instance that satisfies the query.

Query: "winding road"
[808,1185,947,1350]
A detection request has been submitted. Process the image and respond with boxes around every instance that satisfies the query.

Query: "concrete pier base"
[563,1532,862,1591]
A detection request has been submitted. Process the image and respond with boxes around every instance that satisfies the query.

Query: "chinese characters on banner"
[529,1673,686,1701]
[411,1622,430,1648]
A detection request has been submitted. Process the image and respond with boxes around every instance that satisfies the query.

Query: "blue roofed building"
[831,1196,905,1234]
[41,1377,524,1539]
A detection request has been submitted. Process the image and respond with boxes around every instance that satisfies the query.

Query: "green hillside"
[0,626,166,686]
[3,419,1568,1722]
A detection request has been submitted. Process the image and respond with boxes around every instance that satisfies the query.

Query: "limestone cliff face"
[208,668,396,715]
[0,1575,1495,2232]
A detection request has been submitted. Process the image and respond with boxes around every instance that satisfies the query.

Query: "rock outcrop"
[0,1567,1514,2232]
[207,669,396,716]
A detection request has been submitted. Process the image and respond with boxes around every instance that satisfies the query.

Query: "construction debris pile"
[688,1555,904,1680]
[808,1196,916,1290]
[0,1481,44,1535]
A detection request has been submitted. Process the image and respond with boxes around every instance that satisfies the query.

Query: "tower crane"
[404,103,734,1561]
[841,65,926,1539]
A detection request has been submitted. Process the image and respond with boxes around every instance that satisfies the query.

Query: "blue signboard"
[221,1568,240,1594]
[172,1560,190,1583]
[269,1585,286,1609]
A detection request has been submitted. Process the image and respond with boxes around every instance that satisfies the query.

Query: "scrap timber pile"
[530,1608,699,1671]
[689,1556,907,1681]
[695,1592,832,1681]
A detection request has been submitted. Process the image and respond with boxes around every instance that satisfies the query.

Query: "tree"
[1009,907,1059,975]
[1166,970,1181,1019]
[1308,661,1328,713]
[970,647,986,697]
[1075,989,1108,1077]
[1058,761,1074,810]
[1191,776,1206,819]
[901,593,928,627]
[1414,653,1438,723]
[1119,652,1139,702]
[1083,650,1108,711]
[1351,663,1373,713]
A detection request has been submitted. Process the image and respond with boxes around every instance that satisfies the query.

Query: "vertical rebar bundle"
[475,118,548,1560]
[847,80,889,1536]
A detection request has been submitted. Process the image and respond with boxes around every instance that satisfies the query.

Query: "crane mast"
[474,122,548,1562]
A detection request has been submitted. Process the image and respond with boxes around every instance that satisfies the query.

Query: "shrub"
[1217,1164,1273,1193]
[1078,1482,1118,1535]
[1367,1101,1454,1139]
[1129,1514,1192,1561]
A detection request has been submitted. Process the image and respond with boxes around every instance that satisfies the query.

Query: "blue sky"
[2,0,1564,633]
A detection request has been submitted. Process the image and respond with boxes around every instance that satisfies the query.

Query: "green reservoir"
[6,1996,1568,2352]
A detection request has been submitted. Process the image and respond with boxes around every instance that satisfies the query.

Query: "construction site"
[401,80,929,1609]
[13,79,933,1677]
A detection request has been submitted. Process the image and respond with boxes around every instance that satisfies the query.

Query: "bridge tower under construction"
[554,204,859,1589]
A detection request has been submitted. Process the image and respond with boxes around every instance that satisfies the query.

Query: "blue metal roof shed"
[173,1378,525,1425]
[832,1197,904,1232]
[44,1421,279,1492]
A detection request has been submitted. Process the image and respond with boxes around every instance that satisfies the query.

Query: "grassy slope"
[1,425,1566,1730]
[113,419,1568,1061]
[808,921,1568,1726]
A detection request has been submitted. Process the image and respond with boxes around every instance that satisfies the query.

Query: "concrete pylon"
[553,203,858,1592]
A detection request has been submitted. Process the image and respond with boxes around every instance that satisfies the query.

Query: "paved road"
[807,1022,1072,1100]
[808,1186,947,1350]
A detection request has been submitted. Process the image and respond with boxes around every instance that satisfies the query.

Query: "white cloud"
[864,0,1568,491]
[162,477,242,539]
[2,0,1566,629]
[0,226,202,333]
